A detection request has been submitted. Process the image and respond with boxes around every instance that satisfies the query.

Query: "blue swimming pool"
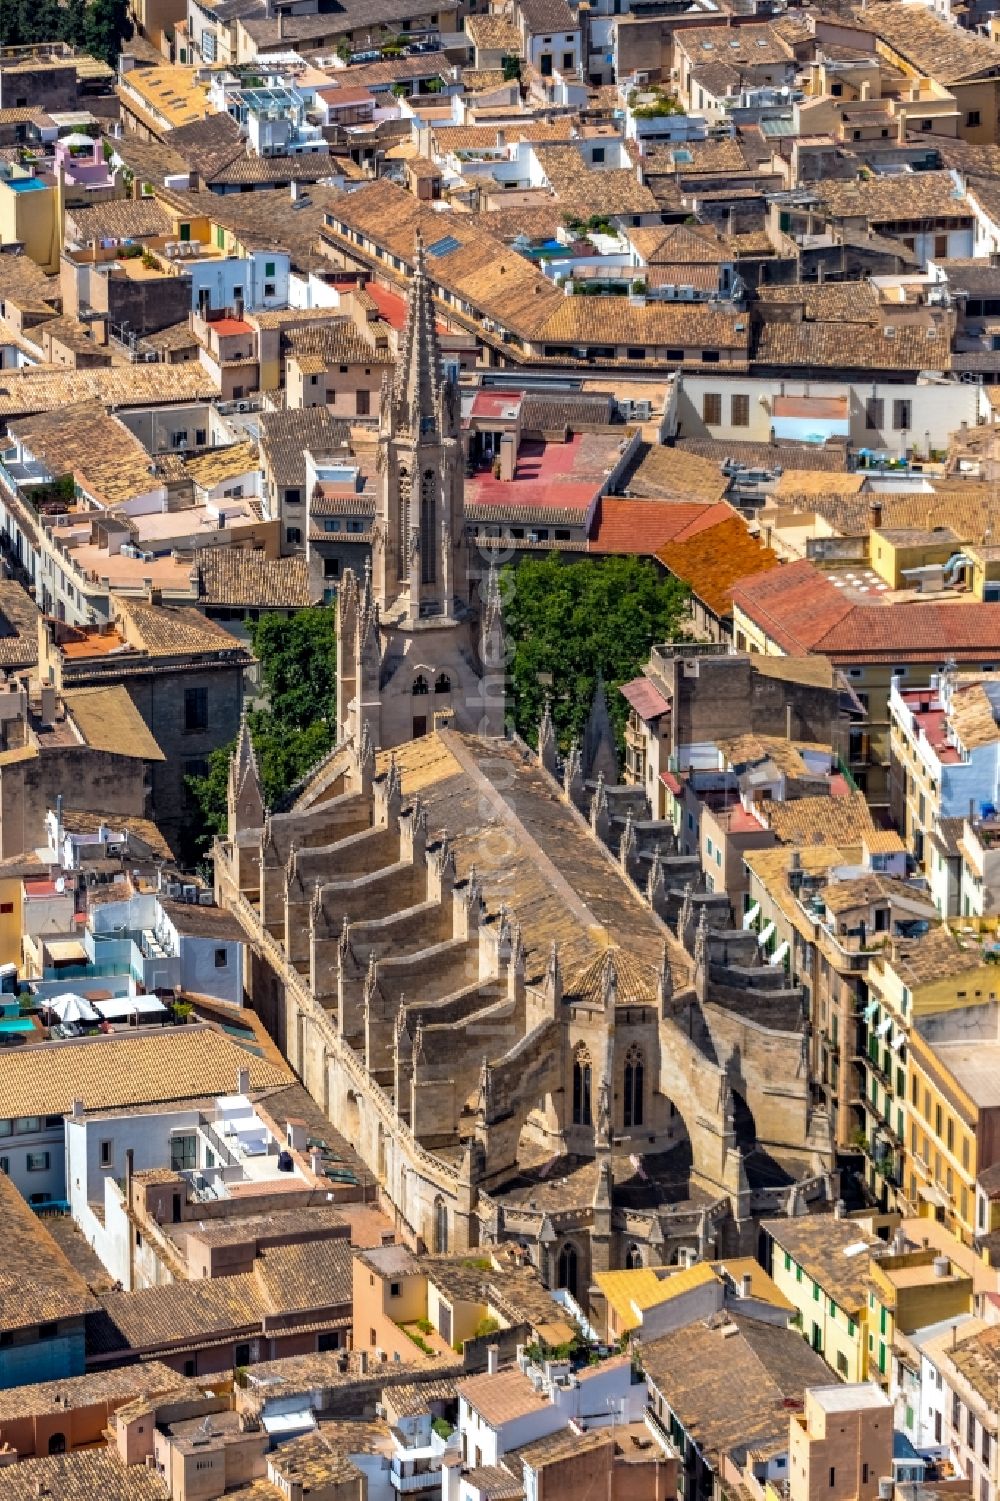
[0,1017,34,1032]
[7,178,46,194]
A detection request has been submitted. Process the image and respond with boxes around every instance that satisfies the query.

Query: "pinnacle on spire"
[392,229,444,437]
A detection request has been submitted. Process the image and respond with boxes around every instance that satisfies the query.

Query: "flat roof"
[810,1384,892,1413]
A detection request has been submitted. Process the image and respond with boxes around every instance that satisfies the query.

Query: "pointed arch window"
[626,1243,643,1270]
[435,1196,448,1254]
[420,469,437,586]
[397,467,411,581]
[624,1044,644,1129]
[434,673,451,694]
[572,1045,592,1126]
[412,674,429,696]
[557,1242,578,1297]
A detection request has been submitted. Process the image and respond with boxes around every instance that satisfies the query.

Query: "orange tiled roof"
[656,513,779,618]
[588,498,721,555]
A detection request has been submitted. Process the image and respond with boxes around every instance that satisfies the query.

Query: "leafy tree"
[183,608,336,863]
[501,554,688,753]
[83,0,132,66]
[247,608,336,733]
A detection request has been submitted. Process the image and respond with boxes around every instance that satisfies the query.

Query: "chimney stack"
[237,1067,250,1096]
[487,1344,500,1375]
[870,498,883,530]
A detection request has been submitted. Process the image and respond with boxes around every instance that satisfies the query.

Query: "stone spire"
[392,229,443,438]
[227,706,264,838]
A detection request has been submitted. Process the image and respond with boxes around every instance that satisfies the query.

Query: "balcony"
[391,1466,442,1493]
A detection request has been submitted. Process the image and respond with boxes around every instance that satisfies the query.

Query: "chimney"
[71,1098,85,1122]
[869,498,883,530]
[833,1198,846,1219]
[286,1119,306,1152]
[897,107,908,143]
[237,1067,250,1096]
[860,79,871,102]
[310,1147,324,1177]
[933,1255,950,1278]
[498,432,516,482]
[487,1344,500,1375]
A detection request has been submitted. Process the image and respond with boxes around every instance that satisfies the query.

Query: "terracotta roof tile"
[588,498,719,555]
[656,513,779,617]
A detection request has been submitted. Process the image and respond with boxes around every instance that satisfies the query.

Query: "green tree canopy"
[184,608,336,864]
[502,554,688,752]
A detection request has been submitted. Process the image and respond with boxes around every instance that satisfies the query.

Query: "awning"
[891,1030,905,1052]
[660,770,682,796]
[45,992,98,1024]
[743,903,760,930]
[95,995,167,1021]
[620,675,670,722]
[261,1408,317,1437]
[862,1001,878,1023]
[769,940,790,967]
[877,1016,893,1038]
[758,921,776,947]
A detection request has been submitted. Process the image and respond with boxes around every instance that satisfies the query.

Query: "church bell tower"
[336,232,504,751]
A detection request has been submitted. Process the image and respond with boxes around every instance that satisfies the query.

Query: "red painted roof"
[469,391,524,421]
[467,434,603,514]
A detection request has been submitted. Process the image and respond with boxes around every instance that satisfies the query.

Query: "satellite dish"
[54,877,66,894]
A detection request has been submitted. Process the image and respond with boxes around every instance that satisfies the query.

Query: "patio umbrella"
[46,992,99,1024]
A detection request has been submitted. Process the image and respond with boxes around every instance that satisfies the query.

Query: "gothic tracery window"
[434,673,451,694]
[420,470,437,586]
[397,467,411,581]
[626,1243,643,1270]
[435,1196,448,1254]
[412,675,429,696]
[557,1241,578,1297]
[624,1044,644,1129]
[572,1045,592,1126]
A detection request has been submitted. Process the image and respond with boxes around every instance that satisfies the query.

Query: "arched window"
[435,1196,448,1254]
[626,1243,643,1270]
[397,468,411,581]
[48,1433,66,1455]
[434,673,451,694]
[420,470,437,586]
[623,1044,644,1129]
[572,1045,592,1126]
[557,1241,578,1297]
[412,674,429,696]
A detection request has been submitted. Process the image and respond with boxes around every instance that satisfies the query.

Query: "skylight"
[427,233,461,257]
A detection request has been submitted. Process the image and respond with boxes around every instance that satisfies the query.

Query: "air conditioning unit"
[197,890,214,905]
[237,401,251,412]
[182,884,197,903]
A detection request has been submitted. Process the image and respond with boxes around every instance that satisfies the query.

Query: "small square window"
[390,1281,401,1297]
